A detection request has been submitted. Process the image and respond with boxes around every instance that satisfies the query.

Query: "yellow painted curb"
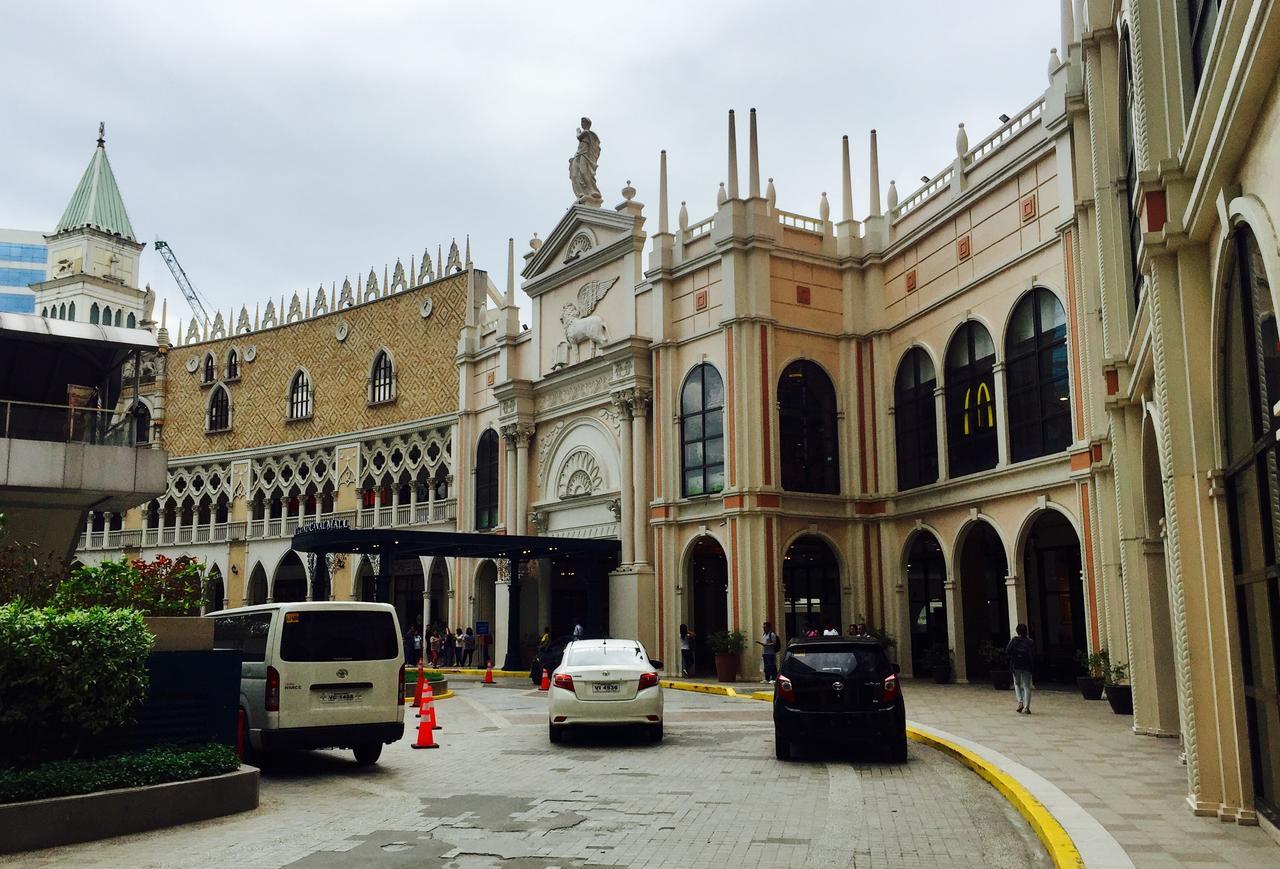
[434,667,526,678]
[905,729,1082,868]
[659,679,1083,868]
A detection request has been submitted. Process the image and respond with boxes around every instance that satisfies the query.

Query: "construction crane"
[153,239,214,328]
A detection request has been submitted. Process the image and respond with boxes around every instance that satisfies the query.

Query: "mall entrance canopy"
[291,524,621,670]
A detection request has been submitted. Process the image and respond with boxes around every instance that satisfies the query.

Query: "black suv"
[772,636,907,762]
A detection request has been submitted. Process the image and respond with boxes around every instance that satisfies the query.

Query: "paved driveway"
[7,681,1047,868]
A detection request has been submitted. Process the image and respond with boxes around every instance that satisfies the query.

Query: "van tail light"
[881,673,900,704]
[776,675,796,703]
[265,665,280,712]
[638,672,659,690]
[553,673,574,691]
[397,664,406,705]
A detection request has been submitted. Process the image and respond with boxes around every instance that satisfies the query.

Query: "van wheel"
[353,742,383,765]
[549,723,564,744]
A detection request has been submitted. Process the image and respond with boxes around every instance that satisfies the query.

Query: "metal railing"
[0,399,141,446]
[431,500,457,523]
[967,99,1044,167]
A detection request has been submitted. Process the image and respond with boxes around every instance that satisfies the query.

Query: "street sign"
[475,620,490,636]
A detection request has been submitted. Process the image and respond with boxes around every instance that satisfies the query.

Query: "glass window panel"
[705,410,723,437]
[684,442,704,468]
[683,415,702,442]
[706,436,724,465]
[682,368,703,413]
[706,467,725,493]
[1039,290,1067,333]
[704,368,724,409]
[1009,300,1035,347]
[684,470,704,496]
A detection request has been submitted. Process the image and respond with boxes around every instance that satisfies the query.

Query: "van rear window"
[279,611,398,662]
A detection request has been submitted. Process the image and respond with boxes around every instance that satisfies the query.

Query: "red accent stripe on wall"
[1079,482,1100,649]
[760,327,772,486]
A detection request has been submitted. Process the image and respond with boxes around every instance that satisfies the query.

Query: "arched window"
[288,370,312,419]
[777,360,840,494]
[1220,225,1280,820]
[474,429,499,530]
[226,348,240,380]
[102,305,111,325]
[370,350,394,404]
[894,348,938,490]
[207,385,230,432]
[59,303,66,319]
[680,364,725,497]
[1188,0,1221,89]
[68,302,76,321]
[133,402,151,444]
[126,311,135,328]
[1121,27,1142,309]
[89,303,99,324]
[202,353,215,384]
[1006,288,1071,462]
[41,307,48,318]
[114,309,122,327]
[945,321,998,477]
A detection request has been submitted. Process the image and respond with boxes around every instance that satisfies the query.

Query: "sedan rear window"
[782,645,889,676]
[279,610,398,662]
[567,645,647,667]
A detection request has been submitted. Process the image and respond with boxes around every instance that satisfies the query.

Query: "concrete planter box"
[0,765,258,854]
[144,616,214,652]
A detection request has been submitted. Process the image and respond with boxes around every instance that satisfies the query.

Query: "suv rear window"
[279,610,398,662]
[782,644,889,677]
[567,645,648,667]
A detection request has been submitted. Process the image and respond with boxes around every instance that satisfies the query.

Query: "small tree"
[52,555,205,616]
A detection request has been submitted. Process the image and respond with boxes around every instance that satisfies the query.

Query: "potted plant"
[1075,648,1108,701]
[922,645,954,684]
[980,641,1012,690]
[707,629,747,683]
[1105,660,1133,715]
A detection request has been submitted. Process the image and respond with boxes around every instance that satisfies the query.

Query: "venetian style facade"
[58,0,1280,836]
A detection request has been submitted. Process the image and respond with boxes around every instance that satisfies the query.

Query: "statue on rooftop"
[569,117,602,206]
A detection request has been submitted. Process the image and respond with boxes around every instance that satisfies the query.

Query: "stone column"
[515,426,532,535]
[612,392,635,564]
[501,425,518,532]
[631,392,650,565]
[502,558,522,671]
[991,362,1010,468]
[933,386,949,479]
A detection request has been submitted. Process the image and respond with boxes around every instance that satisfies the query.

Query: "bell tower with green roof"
[33,123,148,328]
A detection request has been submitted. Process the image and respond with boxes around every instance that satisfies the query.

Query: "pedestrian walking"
[455,628,465,666]
[1007,623,1036,714]
[405,624,422,665]
[442,627,456,667]
[679,623,695,677]
[429,630,442,667]
[463,627,476,666]
[755,621,781,683]
[573,619,584,641]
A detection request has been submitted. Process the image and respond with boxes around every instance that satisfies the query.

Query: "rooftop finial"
[97,122,105,148]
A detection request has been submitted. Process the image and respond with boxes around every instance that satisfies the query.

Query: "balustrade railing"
[684,216,714,241]
[776,210,826,234]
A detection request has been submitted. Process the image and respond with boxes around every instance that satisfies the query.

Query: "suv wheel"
[648,722,663,744]
[549,722,564,744]
[888,727,908,763]
[774,730,792,761]
[353,741,382,766]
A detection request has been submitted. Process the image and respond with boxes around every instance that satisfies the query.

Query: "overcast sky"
[2,1,1059,327]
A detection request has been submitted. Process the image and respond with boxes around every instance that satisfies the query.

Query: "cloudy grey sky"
[2,1,1059,326]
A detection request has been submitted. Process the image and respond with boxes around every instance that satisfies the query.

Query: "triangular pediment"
[521,205,640,294]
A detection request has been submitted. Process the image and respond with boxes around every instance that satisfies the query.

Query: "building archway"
[1022,510,1085,683]
[685,536,728,676]
[247,562,268,606]
[782,535,841,640]
[273,551,307,602]
[906,531,948,677]
[203,565,225,614]
[958,520,1009,680]
[355,557,376,601]
[427,558,449,627]
[392,554,425,634]
[474,560,497,666]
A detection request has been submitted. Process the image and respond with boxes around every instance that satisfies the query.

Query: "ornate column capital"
[500,422,520,447]
[629,389,652,418]
[607,498,622,522]
[528,510,548,535]
[609,389,634,416]
[515,423,535,448]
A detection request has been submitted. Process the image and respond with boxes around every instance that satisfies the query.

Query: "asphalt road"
[6,680,1049,868]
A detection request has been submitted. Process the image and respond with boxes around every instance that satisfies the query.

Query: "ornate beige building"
[64,0,1280,836]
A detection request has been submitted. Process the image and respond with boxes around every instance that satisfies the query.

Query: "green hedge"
[0,743,239,804]
[0,604,153,767]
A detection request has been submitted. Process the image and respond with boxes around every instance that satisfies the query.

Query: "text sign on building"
[475,620,490,636]
[297,518,351,534]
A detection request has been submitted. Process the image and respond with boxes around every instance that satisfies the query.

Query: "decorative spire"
[658,150,669,234]
[887,179,899,212]
[97,122,105,148]
[56,125,136,241]
[766,178,776,215]
[748,108,760,198]
[726,110,739,200]
[717,182,728,206]
[679,201,689,232]
[465,235,472,268]
[841,135,853,222]
[1048,47,1061,80]
[955,123,969,158]
[819,192,830,223]
[869,130,882,217]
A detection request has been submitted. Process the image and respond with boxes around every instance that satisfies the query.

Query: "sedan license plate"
[321,691,359,703]
[591,682,620,694]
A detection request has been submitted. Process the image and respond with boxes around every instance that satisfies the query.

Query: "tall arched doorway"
[392,555,425,634]
[958,521,1009,680]
[356,557,376,601]
[428,558,449,627]
[686,536,728,676]
[204,565,225,614]
[247,562,268,606]
[782,536,841,640]
[1022,511,1085,683]
[273,551,307,602]
[906,532,948,676]
[474,561,497,667]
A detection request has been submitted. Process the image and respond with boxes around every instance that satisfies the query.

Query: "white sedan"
[547,639,665,743]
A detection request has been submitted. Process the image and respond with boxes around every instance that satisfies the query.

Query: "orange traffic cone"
[539,668,550,691]
[482,663,495,685]
[410,713,439,749]
[427,698,441,730]
[412,660,425,708]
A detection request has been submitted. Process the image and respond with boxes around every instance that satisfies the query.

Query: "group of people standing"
[404,624,480,667]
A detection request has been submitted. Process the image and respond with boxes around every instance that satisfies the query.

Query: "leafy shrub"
[0,742,239,804]
[0,604,153,767]
[708,629,747,654]
[0,513,63,607]
[52,555,204,616]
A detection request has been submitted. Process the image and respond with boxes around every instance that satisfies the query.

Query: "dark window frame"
[1187,0,1221,89]
[207,385,230,433]
[226,348,240,381]
[474,429,499,530]
[288,370,312,420]
[1121,27,1144,310]
[680,363,726,497]
[1006,288,1072,462]
[202,352,216,385]
[894,348,939,491]
[944,321,999,477]
[370,350,395,404]
[777,360,841,495]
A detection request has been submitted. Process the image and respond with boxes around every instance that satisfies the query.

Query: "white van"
[207,601,405,765]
